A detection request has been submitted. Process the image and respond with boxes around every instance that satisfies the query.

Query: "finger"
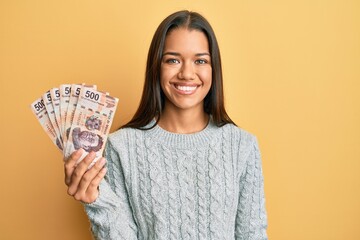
[85,167,107,203]
[75,167,107,204]
[64,149,84,186]
[76,157,106,195]
[89,167,107,191]
[67,151,96,195]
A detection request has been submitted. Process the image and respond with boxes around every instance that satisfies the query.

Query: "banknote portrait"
[85,115,102,131]
[72,127,103,152]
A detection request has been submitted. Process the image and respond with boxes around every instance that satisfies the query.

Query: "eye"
[165,58,180,64]
[195,59,208,64]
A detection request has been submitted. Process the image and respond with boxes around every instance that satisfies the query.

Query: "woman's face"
[160,28,212,113]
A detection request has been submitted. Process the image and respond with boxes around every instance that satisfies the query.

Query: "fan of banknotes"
[30,84,118,167]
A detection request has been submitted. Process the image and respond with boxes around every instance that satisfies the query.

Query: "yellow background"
[1,0,359,239]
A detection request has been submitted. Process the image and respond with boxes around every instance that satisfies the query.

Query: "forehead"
[164,28,209,52]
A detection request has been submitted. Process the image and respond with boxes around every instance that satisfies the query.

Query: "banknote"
[63,84,82,143]
[59,84,71,140]
[43,90,63,149]
[50,88,61,133]
[64,86,118,167]
[63,84,97,151]
[31,83,117,164]
[30,97,63,151]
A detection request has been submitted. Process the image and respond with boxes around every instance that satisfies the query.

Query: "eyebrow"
[162,52,210,57]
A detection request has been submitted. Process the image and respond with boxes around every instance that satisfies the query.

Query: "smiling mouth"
[174,84,198,93]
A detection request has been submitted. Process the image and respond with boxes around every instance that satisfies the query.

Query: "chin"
[172,101,203,111]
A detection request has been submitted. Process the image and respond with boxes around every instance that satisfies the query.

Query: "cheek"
[160,66,176,90]
[159,75,166,94]
[160,66,167,86]
[199,67,212,86]
[161,65,177,78]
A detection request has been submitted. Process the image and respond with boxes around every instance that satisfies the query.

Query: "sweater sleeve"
[83,139,138,240]
[235,135,268,240]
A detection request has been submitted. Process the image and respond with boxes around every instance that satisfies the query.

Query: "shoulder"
[220,124,261,178]
[219,123,259,165]
[106,127,142,152]
[220,123,257,146]
[109,127,133,140]
[109,126,149,139]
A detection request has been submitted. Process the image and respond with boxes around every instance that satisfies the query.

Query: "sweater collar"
[144,118,219,149]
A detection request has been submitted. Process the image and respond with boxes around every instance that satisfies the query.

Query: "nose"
[178,61,195,80]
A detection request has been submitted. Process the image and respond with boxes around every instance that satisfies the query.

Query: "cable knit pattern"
[84,120,268,240]
[195,148,208,240]
[135,130,152,239]
[162,145,180,240]
[177,149,196,239]
[222,126,235,237]
[208,133,224,239]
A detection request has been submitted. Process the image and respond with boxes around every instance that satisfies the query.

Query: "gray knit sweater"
[84,120,268,240]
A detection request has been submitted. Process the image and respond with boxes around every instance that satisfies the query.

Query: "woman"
[64,10,268,239]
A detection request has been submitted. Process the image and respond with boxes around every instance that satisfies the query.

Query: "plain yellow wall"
[1,0,359,239]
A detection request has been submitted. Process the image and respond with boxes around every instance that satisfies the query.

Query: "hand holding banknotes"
[64,149,107,203]
[30,83,118,203]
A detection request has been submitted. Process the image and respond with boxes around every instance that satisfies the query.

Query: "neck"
[158,106,209,134]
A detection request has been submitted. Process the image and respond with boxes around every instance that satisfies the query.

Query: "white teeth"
[175,85,197,91]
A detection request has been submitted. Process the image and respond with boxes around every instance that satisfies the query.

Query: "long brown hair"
[121,10,235,129]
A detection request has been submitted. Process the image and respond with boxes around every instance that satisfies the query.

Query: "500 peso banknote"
[31,83,118,165]
[30,97,63,151]
[64,86,118,167]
